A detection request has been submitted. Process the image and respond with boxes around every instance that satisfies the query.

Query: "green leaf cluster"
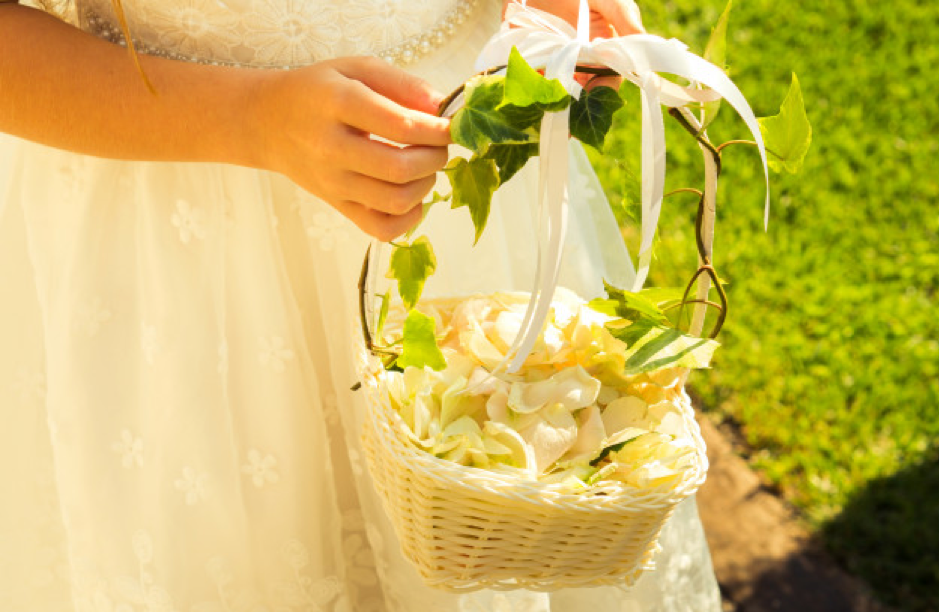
[591,281,720,374]
[447,47,627,243]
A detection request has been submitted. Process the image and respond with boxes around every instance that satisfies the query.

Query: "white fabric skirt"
[0,4,722,610]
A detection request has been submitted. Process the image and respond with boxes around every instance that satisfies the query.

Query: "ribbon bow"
[474,0,770,373]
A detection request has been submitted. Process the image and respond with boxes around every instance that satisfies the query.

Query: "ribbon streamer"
[474,1,770,373]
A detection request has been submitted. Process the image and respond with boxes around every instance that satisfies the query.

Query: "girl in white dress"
[0,0,723,609]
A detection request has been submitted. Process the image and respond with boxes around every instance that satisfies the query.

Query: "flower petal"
[518,404,578,475]
[602,395,649,434]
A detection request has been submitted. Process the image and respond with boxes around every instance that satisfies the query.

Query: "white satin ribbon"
[474,1,770,373]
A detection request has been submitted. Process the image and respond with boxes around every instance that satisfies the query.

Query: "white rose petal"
[602,396,649,434]
[463,321,506,369]
[439,377,472,428]
[518,404,578,475]
[484,421,537,476]
[486,391,511,425]
[656,411,686,437]
[564,404,607,461]
[491,310,524,352]
[509,366,600,414]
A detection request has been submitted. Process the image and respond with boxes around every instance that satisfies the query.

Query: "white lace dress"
[0,1,722,610]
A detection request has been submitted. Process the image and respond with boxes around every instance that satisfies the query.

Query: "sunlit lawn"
[590,1,939,609]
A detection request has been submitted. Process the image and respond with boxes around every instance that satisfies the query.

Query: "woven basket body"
[356,334,708,592]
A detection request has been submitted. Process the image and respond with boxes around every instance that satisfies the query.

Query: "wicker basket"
[354,57,727,589]
[355,318,709,592]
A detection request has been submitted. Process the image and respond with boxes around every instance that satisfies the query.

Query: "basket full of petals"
[355,288,715,592]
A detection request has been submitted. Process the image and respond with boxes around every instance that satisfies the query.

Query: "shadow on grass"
[821,450,939,612]
[728,544,889,612]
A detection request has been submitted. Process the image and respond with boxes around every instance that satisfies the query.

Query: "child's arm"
[0,4,450,240]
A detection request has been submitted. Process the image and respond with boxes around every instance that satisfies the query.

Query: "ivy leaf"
[758,73,812,174]
[405,191,450,240]
[485,142,539,184]
[444,156,500,244]
[587,280,670,325]
[569,86,625,150]
[701,0,733,129]
[397,309,446,371]
[504,46,571,111]
[387,236,437,310]
[608,322,720,374]
[499,102,546,131]
[423,190,450,207]
[450,75,532,154]
[637,286,686,310]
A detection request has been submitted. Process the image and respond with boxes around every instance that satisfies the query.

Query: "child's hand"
[254,57,451,242]
[502,0,645,89]
[503,0,644,37]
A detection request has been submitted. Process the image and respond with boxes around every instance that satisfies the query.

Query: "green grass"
[589,1,939,609]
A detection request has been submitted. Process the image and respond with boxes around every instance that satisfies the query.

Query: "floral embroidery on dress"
[341,530,379,590]
[112,430,144,469]
[75,297,112,337]
[70,530,177,612]
[174,466,209,505]
[306,210,351,252]
[258,336,295,373]
[241,449,280,488]
[143,0,241,59]
[342,0,421,55]
[12,367,47,402]
[241,0,342,66]
[277,540,345,611]
[171,199,208,244]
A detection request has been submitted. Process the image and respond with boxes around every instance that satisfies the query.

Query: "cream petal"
[656,411,686,437]
[649,367,682,388]
[467,367,507,396]
[463,321,506,369]
[518,404,578,475]
[564,404,607,460]
[509,366,601,414]
[412,393,437,440]
[441,352,478,382]
[440,415,482,440]
[491,310,524,352]
[484,421,537,476]
[596,385,620,406]
[486,390,511,425]
[602,395,649,433]
[439,377,471,428]
[385,372,407,408]
[646,399,680,422]
[442,445,469,465]
[403,367,431,398]
[482,436,514,456]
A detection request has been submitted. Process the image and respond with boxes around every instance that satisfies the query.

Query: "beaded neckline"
[80,0,481,69]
